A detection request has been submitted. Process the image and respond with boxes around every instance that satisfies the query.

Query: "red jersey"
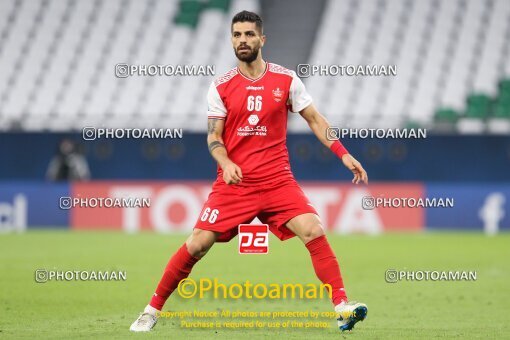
[207,62,312,185]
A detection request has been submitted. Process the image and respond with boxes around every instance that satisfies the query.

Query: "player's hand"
[341,154,368,185]
[222,161,243,185]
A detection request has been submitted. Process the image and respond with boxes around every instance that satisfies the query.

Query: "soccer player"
[131,10,368,332]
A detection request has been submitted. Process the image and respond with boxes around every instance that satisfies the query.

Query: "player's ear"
[260,34,266,47]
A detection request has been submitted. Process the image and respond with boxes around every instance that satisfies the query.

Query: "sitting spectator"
[46,139,90,181]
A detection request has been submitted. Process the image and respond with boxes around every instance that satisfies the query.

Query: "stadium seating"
[0,0,259,131]
[0,0,508,133]
[306,0,510,133]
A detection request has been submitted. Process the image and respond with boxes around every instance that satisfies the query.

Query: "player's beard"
[234,44,260,63]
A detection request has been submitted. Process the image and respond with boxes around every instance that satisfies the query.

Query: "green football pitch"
[1,231,508,339]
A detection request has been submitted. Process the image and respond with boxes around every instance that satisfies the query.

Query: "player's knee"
[186,239,211,258]
[186,230,215,258]
[300,224,325,244]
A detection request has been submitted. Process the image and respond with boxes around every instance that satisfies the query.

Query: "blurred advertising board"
[69,181,424,234]
[0,182,69,231]
[1,181,508,233]
[426,183,510,231]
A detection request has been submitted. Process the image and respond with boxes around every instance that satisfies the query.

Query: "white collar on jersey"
[237,61,269,82]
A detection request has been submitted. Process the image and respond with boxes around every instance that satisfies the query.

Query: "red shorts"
[194,178,318,242]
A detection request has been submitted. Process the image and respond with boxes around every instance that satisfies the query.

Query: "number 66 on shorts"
[200,207,219,224]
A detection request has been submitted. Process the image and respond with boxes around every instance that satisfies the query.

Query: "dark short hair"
[231,10,263,34]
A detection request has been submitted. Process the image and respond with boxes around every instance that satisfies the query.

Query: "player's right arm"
[207,118,243,185]
[207,80,243,184]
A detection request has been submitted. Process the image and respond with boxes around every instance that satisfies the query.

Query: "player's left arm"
[299,104,368,184]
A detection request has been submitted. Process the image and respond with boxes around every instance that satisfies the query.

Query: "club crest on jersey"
[272,87,284,102]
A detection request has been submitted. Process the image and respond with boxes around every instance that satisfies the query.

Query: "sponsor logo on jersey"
[272,87,284,102]
[237,125,267,137]
[237,115,267,136]
[246,86,264,91]
[248,114,259,125]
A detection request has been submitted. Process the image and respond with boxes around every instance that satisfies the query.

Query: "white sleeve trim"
[207,81,227,118]
[288,71,313,112]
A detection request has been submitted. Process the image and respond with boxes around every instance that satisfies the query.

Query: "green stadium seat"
[434,108,459,123]
[174,13,200,27]
[498,79,510,95]
[497,92,510,105]
[174,0,204,28]
[180,0,202,12]
[492,102,510,118]
[465,94,491,119]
